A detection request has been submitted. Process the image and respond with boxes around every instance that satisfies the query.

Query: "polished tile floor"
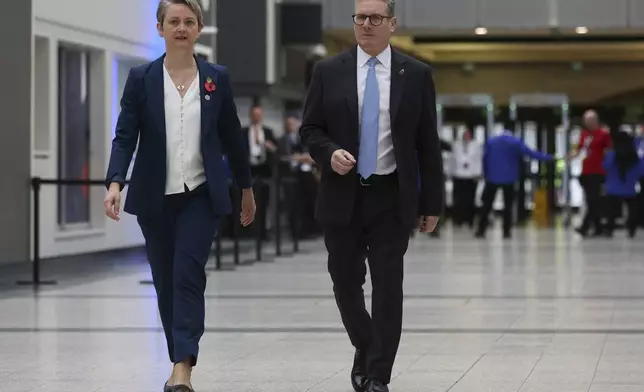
[2,224,644,391]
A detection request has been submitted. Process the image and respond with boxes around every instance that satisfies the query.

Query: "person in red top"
[568,110,612,236]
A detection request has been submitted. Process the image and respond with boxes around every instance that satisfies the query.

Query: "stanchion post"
[215,228,222,270]
[255,181,263,261]
[17,177,57,286]
[232,185,240,265]
[274,169,282,257]
[292,188,300,254]
[32,177,40,283]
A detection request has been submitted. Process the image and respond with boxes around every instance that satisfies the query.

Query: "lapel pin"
[205,95,211,101]
[399,69,405,76]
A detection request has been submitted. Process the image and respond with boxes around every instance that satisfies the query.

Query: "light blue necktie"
[358,57,380,179]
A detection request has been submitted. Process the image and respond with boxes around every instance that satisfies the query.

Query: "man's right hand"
[104,183,122,221]
[331,149,356,175]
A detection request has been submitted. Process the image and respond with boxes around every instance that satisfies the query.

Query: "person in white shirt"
[450,127,482,228]
[103,1,255,391]
[240,105,278,239]
[242,105,279,178]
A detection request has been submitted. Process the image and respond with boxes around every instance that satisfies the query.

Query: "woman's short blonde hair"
[157,0,204,28]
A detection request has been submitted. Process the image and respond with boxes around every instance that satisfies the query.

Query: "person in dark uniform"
[278,114,319,238]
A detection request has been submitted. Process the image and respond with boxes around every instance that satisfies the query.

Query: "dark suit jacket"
[240,125,278,178]
[278,133,306,157]
[105,54,251,218]
[240,126,278,153]
[299,46,444,229]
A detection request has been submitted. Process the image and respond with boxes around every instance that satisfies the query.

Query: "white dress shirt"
[357,45,396,175]
[163,65,206,195]
[451,140,482,179]
[248,124,267,166]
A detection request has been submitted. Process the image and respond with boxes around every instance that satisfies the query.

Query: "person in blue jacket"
[603,130,644,238]
[475,124,552,238]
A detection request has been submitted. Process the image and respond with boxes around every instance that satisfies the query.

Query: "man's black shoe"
[351,349,368,392]
[366,379,389,392]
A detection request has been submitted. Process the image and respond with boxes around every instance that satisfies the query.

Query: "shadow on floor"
[0,239,257,296]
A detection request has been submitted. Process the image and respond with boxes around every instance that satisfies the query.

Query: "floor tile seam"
[391,333,451,382]
[586,303,618,391]
[516,350,546,392]
[445,352,486,392]
[586,334,610,391]
[6,327,644,334]
[16,294,644,300]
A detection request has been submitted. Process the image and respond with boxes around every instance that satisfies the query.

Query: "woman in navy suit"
[103,1,255,391]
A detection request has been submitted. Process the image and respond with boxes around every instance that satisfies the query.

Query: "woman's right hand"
[104,183,122,221]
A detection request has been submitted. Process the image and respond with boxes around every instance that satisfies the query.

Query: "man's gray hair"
[356,0,396,16]
[385,0,396,16]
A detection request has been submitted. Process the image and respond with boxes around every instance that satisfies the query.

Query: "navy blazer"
[105,54,252,218]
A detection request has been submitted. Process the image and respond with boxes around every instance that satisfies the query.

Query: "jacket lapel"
[145,55,166,137]
[195,56,217,141]
[345,47,359,139]
[390,50,406,126]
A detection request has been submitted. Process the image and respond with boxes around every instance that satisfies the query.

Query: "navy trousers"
[137,183,218,366]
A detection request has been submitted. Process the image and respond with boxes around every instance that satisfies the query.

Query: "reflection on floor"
[1,224,644,391]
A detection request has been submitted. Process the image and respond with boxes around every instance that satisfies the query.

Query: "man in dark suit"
[240,105,279,178]
[240,105,278,239]
[279,115,320,238]
[299,1,444,391]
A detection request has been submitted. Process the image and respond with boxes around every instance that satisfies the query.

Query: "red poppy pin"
[204,77,216,93]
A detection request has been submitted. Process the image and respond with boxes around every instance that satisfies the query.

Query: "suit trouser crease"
[137,185,218,366]
[477,182,515,234]
[324,178,409,384]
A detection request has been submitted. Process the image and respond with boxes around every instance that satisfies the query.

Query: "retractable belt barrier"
[19,173,303,288]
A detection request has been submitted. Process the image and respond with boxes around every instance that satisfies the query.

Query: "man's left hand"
[240,189,256,227]
[264,140,278,152]
[419,216,439,233]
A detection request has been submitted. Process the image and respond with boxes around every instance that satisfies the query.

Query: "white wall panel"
[630,0,644,27]
[479,0,550,28]
[30,0,212,259]
[325,0,355,29]
[405,0,477,29]
[557,0,628,28]
[33,0,163,57]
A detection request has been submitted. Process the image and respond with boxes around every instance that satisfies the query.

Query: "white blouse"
[163,66,206,195]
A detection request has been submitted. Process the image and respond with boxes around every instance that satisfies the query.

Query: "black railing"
[17,177,110,286]
[19,173,303,287]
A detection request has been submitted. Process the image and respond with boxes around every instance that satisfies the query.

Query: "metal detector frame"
[436,94,495,135]
[436,94,495,210]
[508,93,572,227]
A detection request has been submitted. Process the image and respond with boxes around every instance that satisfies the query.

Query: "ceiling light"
[575,26,588,34]
[474,27,488,35]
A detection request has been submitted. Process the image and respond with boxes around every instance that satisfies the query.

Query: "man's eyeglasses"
[352,14,391,26]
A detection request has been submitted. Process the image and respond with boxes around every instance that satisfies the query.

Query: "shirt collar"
[357,44,391,69]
